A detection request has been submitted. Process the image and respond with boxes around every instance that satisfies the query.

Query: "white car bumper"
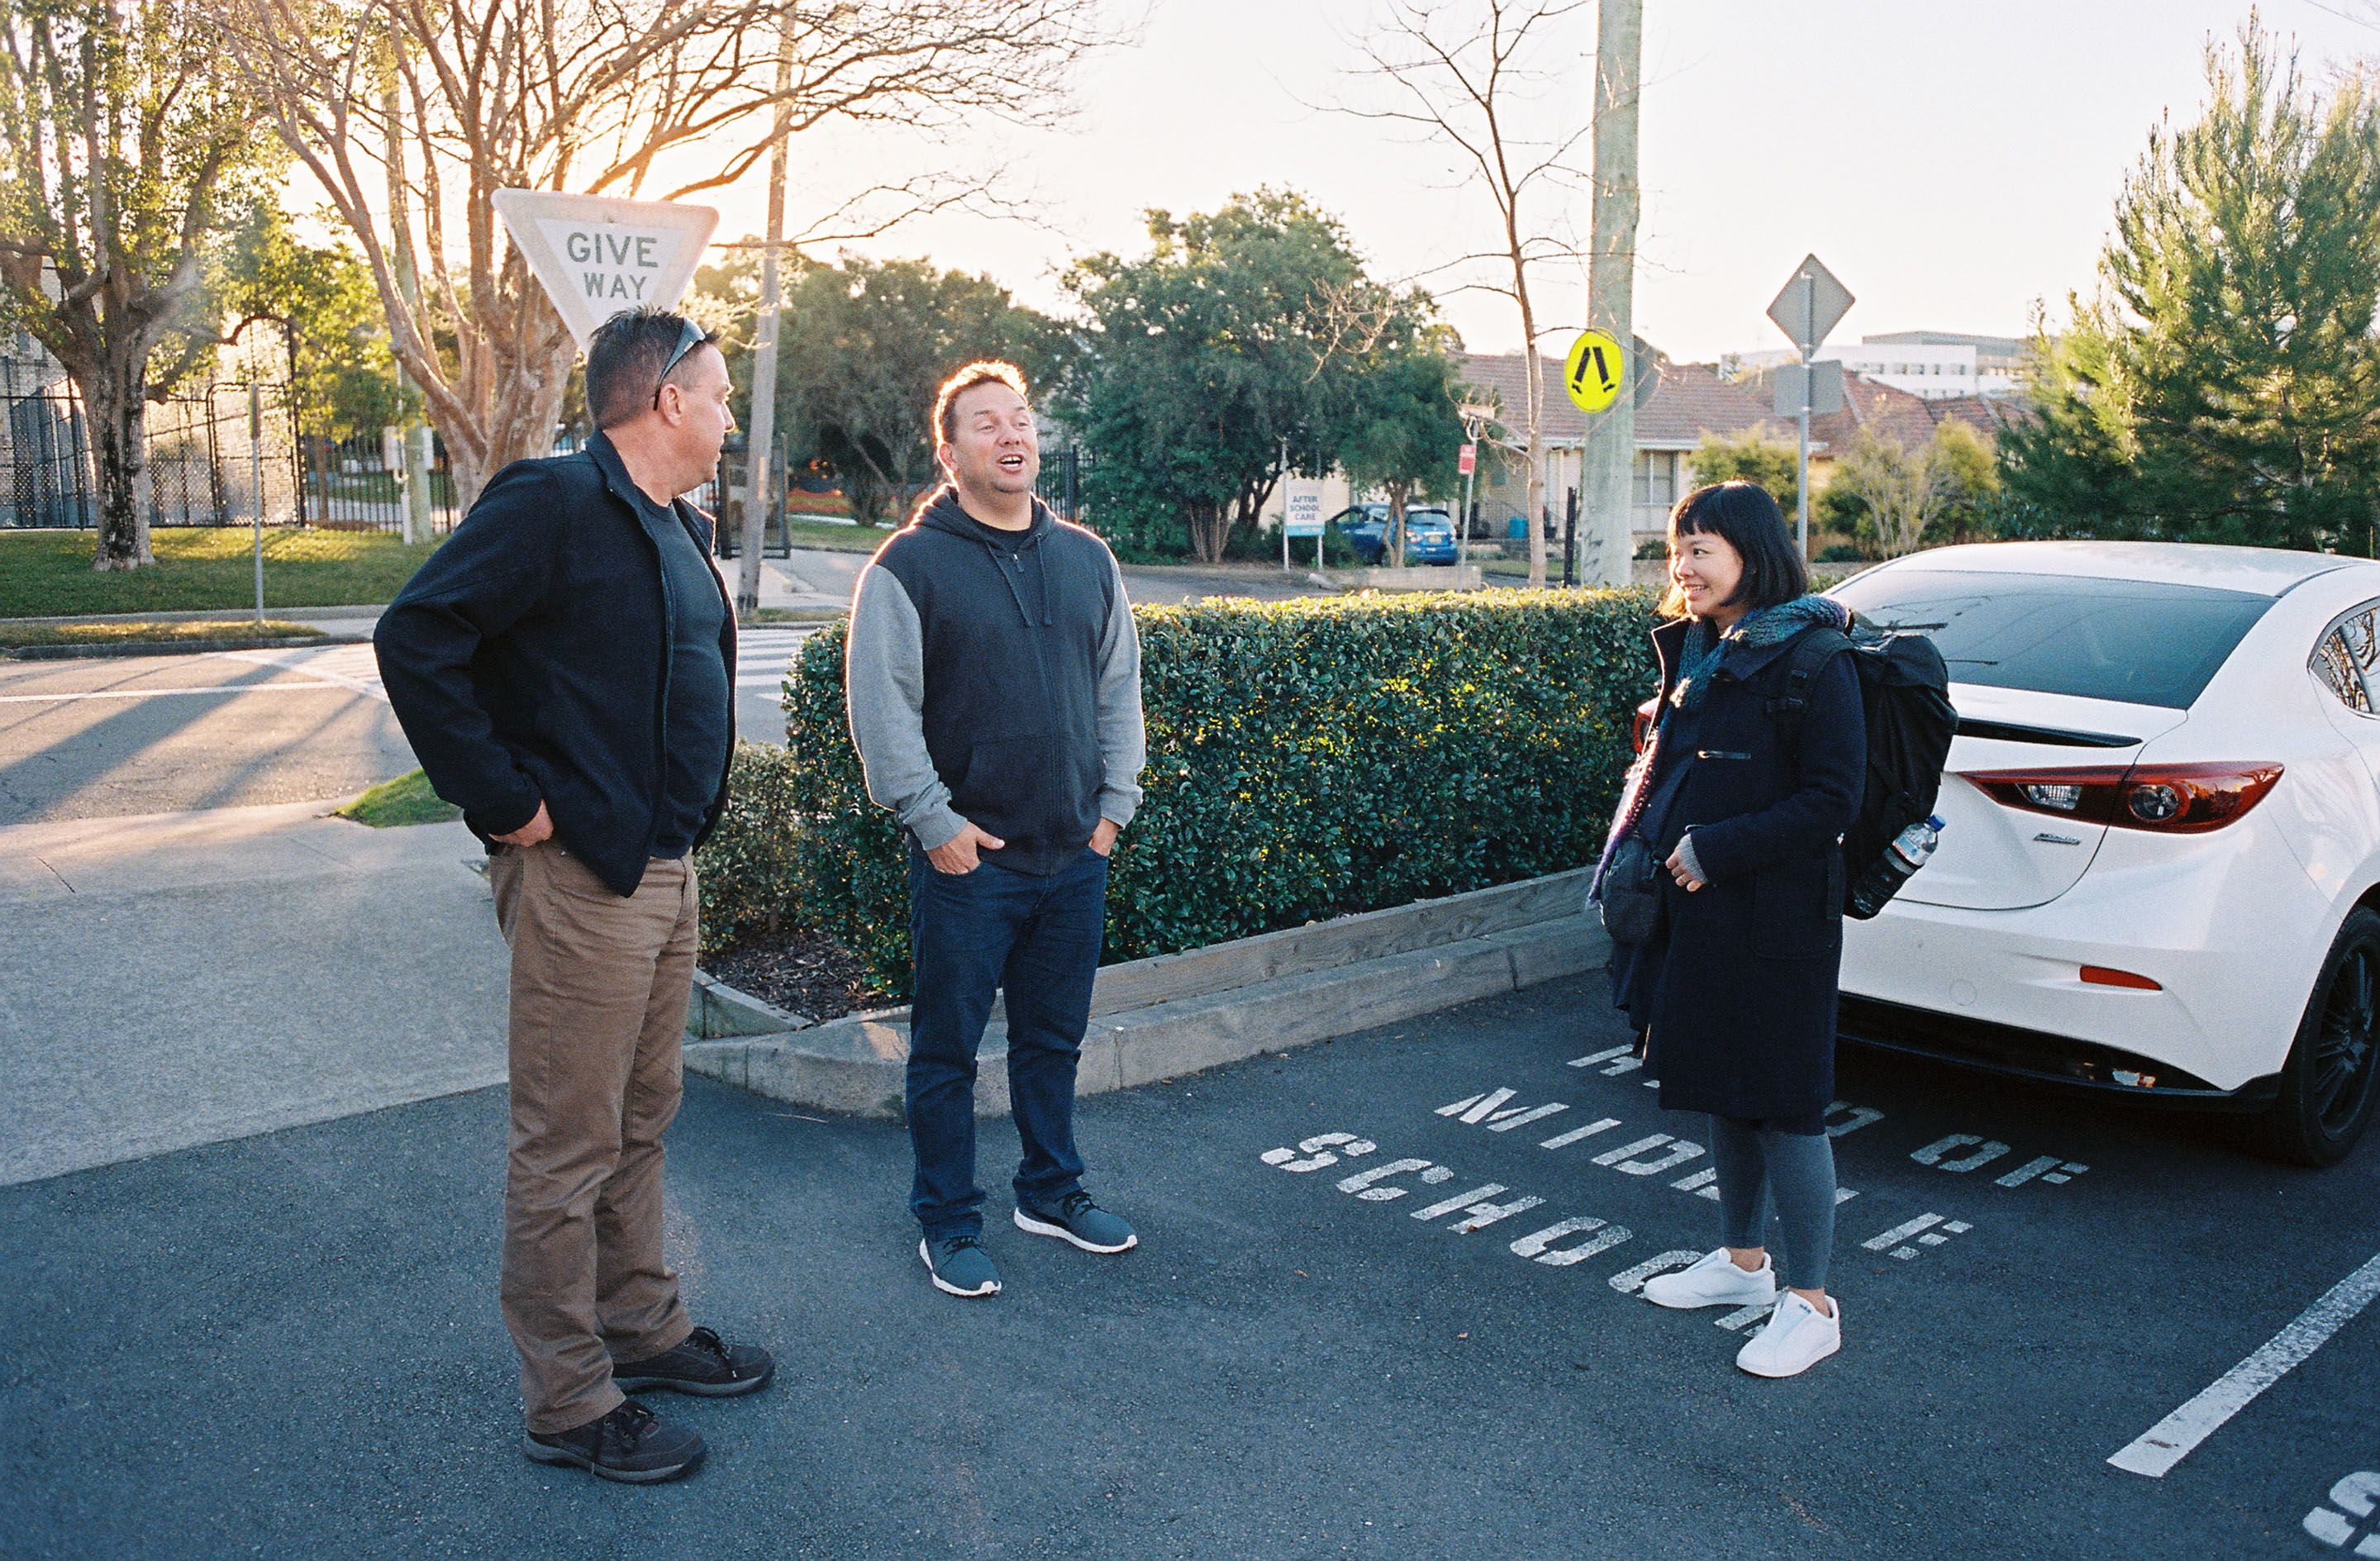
[1839,816,2337,1095]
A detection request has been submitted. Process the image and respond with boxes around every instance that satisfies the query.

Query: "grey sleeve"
[1096,550,1146,828]
[844,563,968,852]
[1674,831,1706,886]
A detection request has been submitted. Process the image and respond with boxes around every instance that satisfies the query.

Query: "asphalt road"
[0,629,823,826]
[0,543,1329,824]
[6,973,2373,1559]
[0,645,416,824]
[771,544,1341,612]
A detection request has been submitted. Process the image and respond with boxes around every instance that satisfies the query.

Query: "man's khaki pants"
[489,840,697,1435]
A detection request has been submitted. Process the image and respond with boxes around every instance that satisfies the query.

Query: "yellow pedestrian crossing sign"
[1564,330,1626,415]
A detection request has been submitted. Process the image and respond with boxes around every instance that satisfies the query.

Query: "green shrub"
[694,740,814,955]
[729,587,1659,996]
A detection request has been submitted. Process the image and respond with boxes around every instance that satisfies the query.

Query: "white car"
[1829,540,2380,1166]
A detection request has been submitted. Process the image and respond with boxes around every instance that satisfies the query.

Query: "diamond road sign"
[1766,255,1854,355]
[492,190,719,350]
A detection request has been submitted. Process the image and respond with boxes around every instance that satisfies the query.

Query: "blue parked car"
[1331,504,1459,565]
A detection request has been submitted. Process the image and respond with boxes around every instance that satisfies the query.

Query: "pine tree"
[2002,24,2380,553]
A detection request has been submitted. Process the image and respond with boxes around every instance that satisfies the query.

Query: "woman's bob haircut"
[1659,480,1810,620]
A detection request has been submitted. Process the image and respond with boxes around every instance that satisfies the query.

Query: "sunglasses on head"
[652,318,706,409]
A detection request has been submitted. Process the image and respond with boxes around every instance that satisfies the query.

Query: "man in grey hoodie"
[845,360,1146,1298]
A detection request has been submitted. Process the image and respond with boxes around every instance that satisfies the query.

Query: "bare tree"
[1338,0,1592,588]
[218,0,1111,510]
[0,0,266,569]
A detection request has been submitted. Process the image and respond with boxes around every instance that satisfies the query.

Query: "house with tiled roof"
[1732,364,2033,469]
[1459,343,1787,542]
[1809,376,1943,457]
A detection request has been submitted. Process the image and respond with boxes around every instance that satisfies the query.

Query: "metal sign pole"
[1454,402,1495,580]
[1767,258,1850,563]
[249,381,265,628]
[1459,463,1477,574]
[1281,439,1292,573]
[1797,269,1814,559]
[1797,358,1812,560]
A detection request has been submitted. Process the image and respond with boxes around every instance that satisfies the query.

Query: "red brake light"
[1960,762,2284,833]
[1633,696,1658,755]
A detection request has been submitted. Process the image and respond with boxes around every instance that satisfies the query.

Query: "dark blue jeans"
[906,843,1108,1236]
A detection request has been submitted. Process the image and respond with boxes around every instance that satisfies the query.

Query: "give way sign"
[491,189,719,350]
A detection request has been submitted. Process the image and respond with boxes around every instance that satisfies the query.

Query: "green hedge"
[696,741,814,956]
[699,587,1660,993]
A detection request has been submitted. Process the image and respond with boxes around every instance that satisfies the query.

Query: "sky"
[675,0,2380,368]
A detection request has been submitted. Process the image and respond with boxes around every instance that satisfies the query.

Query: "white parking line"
[2109,1248,2380,1478]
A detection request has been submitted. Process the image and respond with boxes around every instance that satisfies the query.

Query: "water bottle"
[1849,814,1944,919]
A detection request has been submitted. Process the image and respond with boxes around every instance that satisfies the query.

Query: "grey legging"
[1710,1115,1837,1291]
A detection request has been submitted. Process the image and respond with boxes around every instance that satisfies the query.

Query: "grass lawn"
[753,517,894,554]
[0,619,326,651]
[0,528,446,619]
[335,769,461,828]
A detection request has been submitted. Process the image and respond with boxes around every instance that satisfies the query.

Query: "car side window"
[2312,602,2380,715]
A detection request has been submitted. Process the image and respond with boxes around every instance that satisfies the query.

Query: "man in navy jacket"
[375,307,772,1484]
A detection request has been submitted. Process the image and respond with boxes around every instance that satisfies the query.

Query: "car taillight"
[1960,761,2283,833]
[1633,696,1659,754]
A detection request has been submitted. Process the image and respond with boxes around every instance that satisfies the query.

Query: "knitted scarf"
[1667,594,1848,716]
[1593,593,1848,902]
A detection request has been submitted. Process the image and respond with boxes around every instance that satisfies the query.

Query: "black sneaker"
[919,1231,1002,1297]
[524,1400,706,1484]
[1014,1190,1139,1254]
[612,1326,775,1397]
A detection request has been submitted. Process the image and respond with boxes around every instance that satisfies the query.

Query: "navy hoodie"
[844,486,1144,876]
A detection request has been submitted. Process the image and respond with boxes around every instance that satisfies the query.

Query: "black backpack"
[1768,617,1958,920]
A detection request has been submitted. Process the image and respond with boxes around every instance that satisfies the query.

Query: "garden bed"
[699,925,892,1023]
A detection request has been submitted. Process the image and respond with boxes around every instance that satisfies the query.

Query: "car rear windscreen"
[1828,569,2276,709]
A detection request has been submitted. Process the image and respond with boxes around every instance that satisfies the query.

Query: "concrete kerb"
[1312,564,1486,593]
[683,868,1611,1120]
[2,604,387,660]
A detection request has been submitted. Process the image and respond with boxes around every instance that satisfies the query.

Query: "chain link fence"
[2,355,464,534]
[298,429,461,532]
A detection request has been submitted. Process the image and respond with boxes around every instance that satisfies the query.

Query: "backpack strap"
[1765,626,1852,755]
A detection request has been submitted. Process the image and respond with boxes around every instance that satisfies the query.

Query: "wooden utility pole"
[1583,0,1640,588]
[735,20,797,621]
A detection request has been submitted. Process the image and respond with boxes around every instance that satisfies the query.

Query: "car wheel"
[2248,905,2380,1168]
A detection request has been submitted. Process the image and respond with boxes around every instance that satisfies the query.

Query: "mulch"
[700,926,893,1023]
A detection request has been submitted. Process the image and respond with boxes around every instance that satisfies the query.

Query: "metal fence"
[1,368,468,534]
[299,429,461,533]
[2,376,304,531]
[4,384,93,528]
[140,387,302,528]
[1040,446,1090,526]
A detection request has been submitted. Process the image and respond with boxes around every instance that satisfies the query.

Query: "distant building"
[1726,330,2030,402]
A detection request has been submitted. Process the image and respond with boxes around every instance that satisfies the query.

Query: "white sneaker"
[1735,1291,1842,1378]
[1641,1248,1778,1310]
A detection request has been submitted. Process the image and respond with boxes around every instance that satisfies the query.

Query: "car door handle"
[1696,750,1751,760]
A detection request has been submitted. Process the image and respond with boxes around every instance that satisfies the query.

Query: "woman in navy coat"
[1605,482,1865,1378]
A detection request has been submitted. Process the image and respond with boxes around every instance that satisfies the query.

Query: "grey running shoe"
[920,1231,1002,1297]
[612,1325,774,1397]
[524,1400,705,1484]
[1014,1190,1139,1254]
